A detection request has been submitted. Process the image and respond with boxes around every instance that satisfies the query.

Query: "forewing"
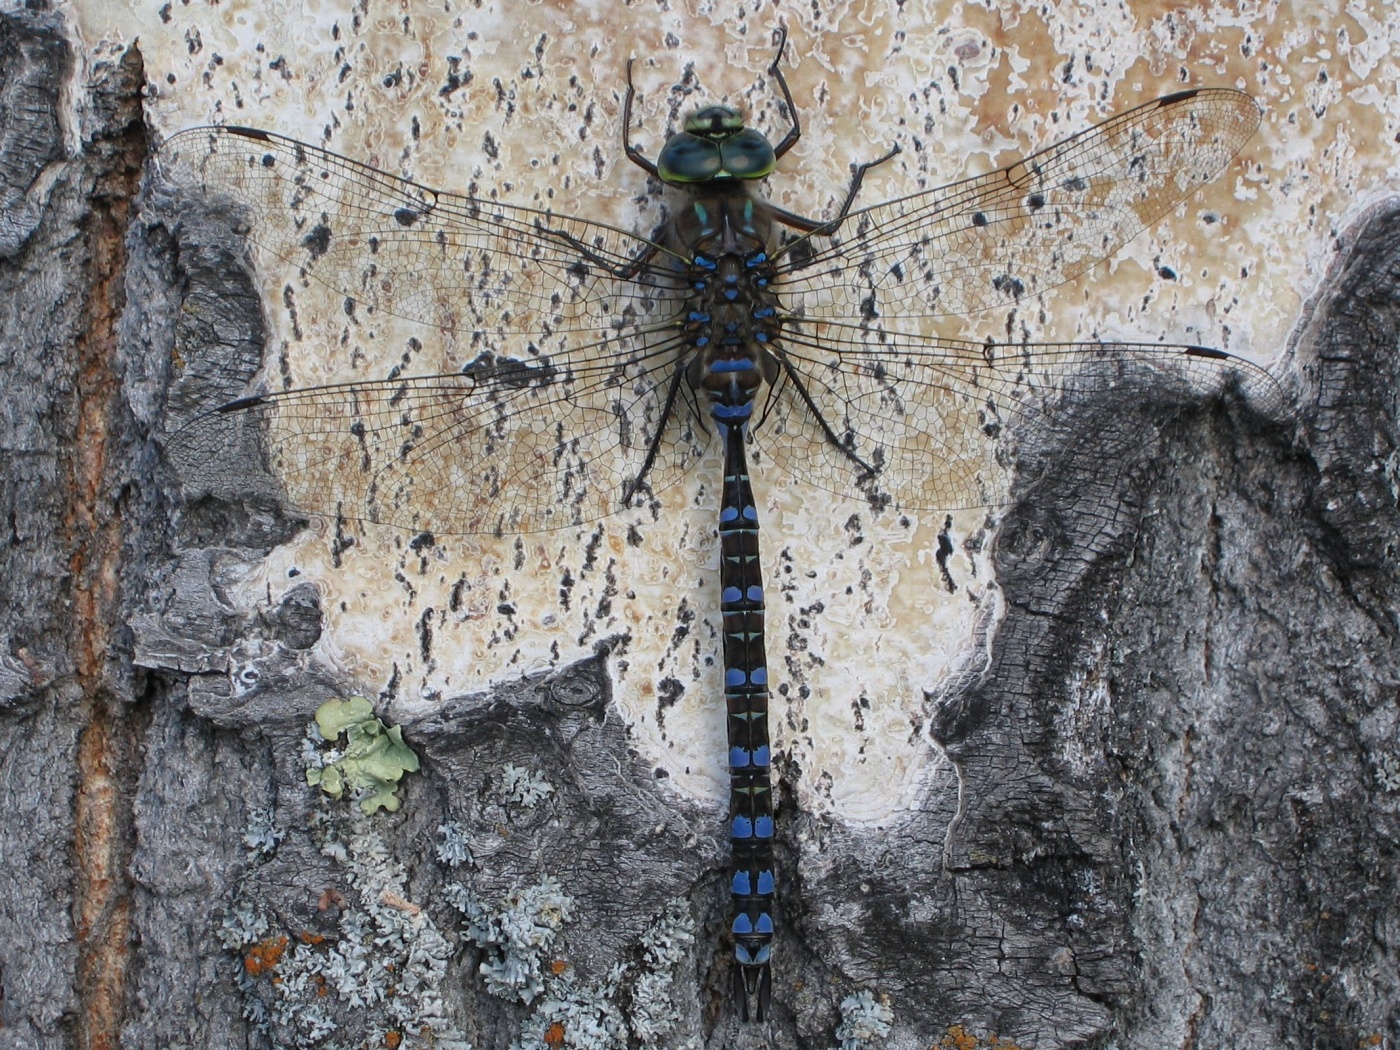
[777,89,1262,320]
[750,88,1269,510]
[158,126,706,533]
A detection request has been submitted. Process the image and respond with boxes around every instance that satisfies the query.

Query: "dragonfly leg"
[536,223,663,281]
[767,353,882,478]
[620,352,694,507]
[622,57,661,180]
[769,141,902,235]
[767,25,801,162]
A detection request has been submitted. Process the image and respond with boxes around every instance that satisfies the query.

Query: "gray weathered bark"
[2,9,1396,1049]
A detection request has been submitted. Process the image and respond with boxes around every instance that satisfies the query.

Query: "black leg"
[767,25,801,161]
[622,57,661,180]
[769,141,901,234]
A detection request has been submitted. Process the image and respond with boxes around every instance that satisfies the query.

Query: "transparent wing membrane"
[159,91,1277,536]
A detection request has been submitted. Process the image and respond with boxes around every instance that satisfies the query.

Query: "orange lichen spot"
[242,935,289,977]
[318,888,348,911]
[299,930,327,945]
[1361,1035,1383,1048]
[544,1021,566,1047]
[384,1031,403,1050]
[931,1026,1024,1050]
[380,889,422,915]
[550,958,569,975]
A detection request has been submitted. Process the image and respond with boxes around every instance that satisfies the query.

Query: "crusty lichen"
[836,990,894,1050]
[220,806,472,1049]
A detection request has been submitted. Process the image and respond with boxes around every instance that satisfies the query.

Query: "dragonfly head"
[656,104,777,185]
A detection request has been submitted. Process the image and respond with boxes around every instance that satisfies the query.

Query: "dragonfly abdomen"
[717,415,775,1021]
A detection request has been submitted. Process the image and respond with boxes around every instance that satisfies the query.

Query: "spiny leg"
[622,56,661,179]
[769,142,902,235]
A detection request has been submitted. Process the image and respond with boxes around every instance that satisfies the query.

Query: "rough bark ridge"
[0,9,150,1050]
[2,9,1398,1049]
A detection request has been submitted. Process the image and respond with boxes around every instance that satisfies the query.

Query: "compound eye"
[657,132,724,183]
[718,128,776,179]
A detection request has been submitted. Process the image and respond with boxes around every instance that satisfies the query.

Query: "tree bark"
[2,9,1396,1050]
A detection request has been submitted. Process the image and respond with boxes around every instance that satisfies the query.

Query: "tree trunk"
[2,8,1396,1050]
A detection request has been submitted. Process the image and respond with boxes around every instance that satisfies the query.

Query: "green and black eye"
[656,106,777,184]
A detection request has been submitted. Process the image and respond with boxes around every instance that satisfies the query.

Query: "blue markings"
[732,871,751,895]
[755,332,768,343]
[726,668,747,687]
[746,585,763,603]
[723,288,739,301]
[722,585,742,602]
[745,252,768,268]
[750,666,767,686]
[731,912,772,937]
[743,505,758,521]
[757,870,775,894]
[752,306,775,318]
[694,203,710,226]
[732,815,753,839]
[693,254,717,270]
[713,402,753,421]
[696,336,709,347]
[735,944,772,965]
[688,310,711,323]
[729,744,770,768]
[710,358,755,373]
[754,815,774,839]
[720,505,739,522]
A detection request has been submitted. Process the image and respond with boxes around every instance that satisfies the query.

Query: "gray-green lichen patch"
[497,763,554,809]
[305,696,420,814]
[217,817,471,1049]
[440,879,696,1049]
[836,990,895,1050]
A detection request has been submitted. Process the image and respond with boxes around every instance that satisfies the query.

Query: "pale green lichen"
[509,967,628,1050]
[498,763,554,808]
[446,875,576,1004]
[436,820,474,867]
[241,804,282,855]
[627,898,695,1045]
[836,989,894,1050]
[305,696,420,813]
[1374,750,1400,792]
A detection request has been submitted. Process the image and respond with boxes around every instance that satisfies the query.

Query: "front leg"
[769,142,901,235]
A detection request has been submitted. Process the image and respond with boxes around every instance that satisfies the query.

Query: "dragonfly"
[158,27,1271,1022]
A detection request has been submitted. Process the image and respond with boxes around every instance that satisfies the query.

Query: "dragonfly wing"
[158,127,707,533]
[778,88,1261,320]
[754,88,1270,510]
[753,323,1283,511]
[167,331,706,535]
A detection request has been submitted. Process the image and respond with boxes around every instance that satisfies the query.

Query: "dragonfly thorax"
[672,186,784,421]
